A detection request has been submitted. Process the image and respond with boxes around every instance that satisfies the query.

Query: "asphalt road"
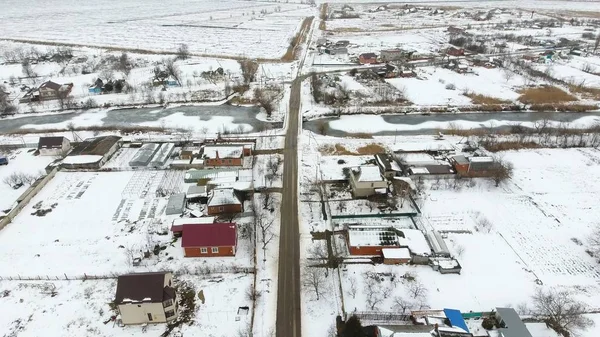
[275,76,302,337]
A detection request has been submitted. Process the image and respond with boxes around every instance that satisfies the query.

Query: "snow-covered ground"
[0,0,314,59]
[0,171,254,277]
[0,149,53,215]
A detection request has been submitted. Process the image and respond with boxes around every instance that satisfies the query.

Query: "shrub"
[482,317,495,330]
[445,83,456,90]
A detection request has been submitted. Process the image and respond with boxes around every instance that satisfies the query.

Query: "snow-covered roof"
[172,217,215,226]
[381,248,411,259]
[186,185,207,198]
[399,229,431,256]
[203,146,243,159]
[409,167,429,174]
[426,230,451,256]
[207,188,241,206]
[354,166,383,182]
[347,226,400,248]
[400,153,437,164]
[62,155,103,164]
[391,140,455,153]
[469,156,494,163]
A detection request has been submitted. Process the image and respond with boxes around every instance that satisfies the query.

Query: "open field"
[0,0,313,59]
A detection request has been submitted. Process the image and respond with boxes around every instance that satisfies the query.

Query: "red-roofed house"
[181,223,237,257]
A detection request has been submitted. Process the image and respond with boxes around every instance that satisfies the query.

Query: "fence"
[0,267,256,282]
[349,311,411,324]
[0,167,58,231]
[331,212,419,219]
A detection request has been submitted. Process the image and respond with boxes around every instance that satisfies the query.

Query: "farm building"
[180,222,237,257]
[426,230,451,257]
[114,272,178,325]
[129,143,161,167]
[149,143,174,168]
[170,216,215,236]
[207,188,243,215]
[202,145,244,167]
[407,164,455,179]
[359,53,378,64]
[398,153,439,167]
[450,155,495,176]
[61,135,121,169]
[38,136,71,156]
[165,193,186,215]
[349,165,388,197]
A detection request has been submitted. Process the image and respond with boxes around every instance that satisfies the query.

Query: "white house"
[348,165,388,197]
[38,136,71,156]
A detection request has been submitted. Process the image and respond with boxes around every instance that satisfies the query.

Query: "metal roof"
[496,307,533,337]
[166,193,186,215]
[443,309,470,333]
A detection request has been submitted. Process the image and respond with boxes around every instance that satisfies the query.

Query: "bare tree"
[261,192,273,211]
[490,156,514,187]
[308,241,328,262]
[532,288,594,336]
[177,43,190,60]
[503,68,515,82]
[257,216,275,262]
[302,264,327,300]
[254,88,275,118]
[407,279,428,302]
[238,59,259,84]
[594,33,600,54]
[587,226,600,260]
[392,296,412,313]
[164,58,182,86]
[0,85,17,116]
[454,244,465,258]
[3,171,42,189]
[21,59,37,79]
[364,276,383,310]
[348,276,358,299]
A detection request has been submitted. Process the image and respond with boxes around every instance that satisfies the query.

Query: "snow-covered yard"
[0,273,253,337]
[0,148,53,215]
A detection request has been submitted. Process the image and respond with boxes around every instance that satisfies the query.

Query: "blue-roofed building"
[443,309,470,334]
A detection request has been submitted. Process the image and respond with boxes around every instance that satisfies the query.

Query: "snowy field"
[0,171,254,277]
[0,149,53,215]
[0,0,314,59]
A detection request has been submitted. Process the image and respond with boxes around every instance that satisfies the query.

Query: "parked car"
[0,157,8,165]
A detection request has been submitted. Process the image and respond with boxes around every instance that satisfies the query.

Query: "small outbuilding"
[61,135,121,169]
[38,136,71,157]
[166,193,186,215]
[382,248,411,264]
[129,143,161,167]
[207,188,243,215]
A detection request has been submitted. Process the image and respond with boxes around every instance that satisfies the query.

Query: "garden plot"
[0,0,313,59]
[0,149,53,214]
[422,148,600,288]
[387,67,526,106]
[0,170,255,277]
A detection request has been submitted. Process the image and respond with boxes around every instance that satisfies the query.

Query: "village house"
[379,49,404,62]
[348,165,388,197]
[202,145,244,167]
[206,188,243,215]
[358,53,378,64]
[325,46,348,55]
[374,153,401,179]
[37,136,71,156]
[114,272,178,325]
[446,47,465,57]
[88,78,103,94]
[38,81,73,101]
[180,222,237,257]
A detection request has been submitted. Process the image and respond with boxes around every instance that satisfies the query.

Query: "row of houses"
[339,307,533,337]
